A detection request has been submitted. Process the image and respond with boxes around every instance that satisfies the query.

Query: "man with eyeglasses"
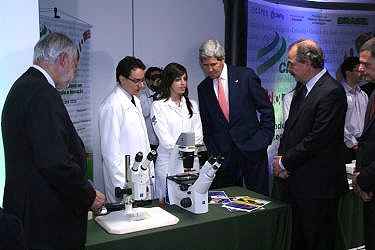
[99,56,155,202]
[353,37,375,250]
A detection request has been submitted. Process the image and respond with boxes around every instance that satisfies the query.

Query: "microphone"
[131,152,143,171]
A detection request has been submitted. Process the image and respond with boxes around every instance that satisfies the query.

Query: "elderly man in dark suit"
[197,39,275,196]
[273,39,348,250]
[355,37,375,250]
[1,32,105,250]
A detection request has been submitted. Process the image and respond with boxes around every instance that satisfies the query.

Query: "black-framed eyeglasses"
[127,77,145,84]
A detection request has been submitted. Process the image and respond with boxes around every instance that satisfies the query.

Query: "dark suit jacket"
[0,207,26,250]
[278,72,348,199]
[1,67,96,250]
[360,81,375,98]
[357,91,375,192]
[197,65,274,164]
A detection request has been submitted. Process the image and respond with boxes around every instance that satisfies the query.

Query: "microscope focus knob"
[180,197,192,208]
[115,187,123,199]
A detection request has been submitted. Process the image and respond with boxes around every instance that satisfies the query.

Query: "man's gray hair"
[199,39,225,60]
[33,32,78,64]
[360,37,375,58]
[289,38,324,69]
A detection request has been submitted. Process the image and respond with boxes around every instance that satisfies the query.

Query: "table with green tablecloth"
[86,186,292,250]
[336,191,364,250]
[272,177,364,250]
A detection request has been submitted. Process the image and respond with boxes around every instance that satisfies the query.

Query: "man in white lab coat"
[99,56,155,202]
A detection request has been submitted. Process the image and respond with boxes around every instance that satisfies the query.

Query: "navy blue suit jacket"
[278,72,348,198]
[1,67,96,250]
[197,65,274,162]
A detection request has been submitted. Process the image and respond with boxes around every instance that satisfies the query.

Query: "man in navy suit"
[197,39,275,196]
[1,33,105,250]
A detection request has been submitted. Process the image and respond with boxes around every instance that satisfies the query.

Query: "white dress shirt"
[342,80,368,148]
[32,64,55,88]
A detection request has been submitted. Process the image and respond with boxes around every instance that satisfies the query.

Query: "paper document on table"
[208,191,231,204]
[222,196,270,212]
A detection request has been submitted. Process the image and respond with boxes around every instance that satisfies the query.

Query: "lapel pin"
[234,79,239,84]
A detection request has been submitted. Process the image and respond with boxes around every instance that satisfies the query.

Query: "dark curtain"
[223,0,247,66]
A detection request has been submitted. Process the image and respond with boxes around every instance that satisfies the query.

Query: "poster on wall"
[247,0,375,163]
[39,16,93,176]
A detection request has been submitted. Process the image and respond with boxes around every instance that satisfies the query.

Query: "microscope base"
[95,207,179,234]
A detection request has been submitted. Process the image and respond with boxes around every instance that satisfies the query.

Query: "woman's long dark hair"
[158,62,193,118]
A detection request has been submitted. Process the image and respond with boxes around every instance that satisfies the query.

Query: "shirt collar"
[166,96,186,107]
[341,79,361,94]
[32,64,56,88]
[218,63,228,81]
[305,68,326,93]
[117,85,134,101]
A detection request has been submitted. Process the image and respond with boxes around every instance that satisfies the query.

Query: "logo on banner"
[256,32,286,75]
[337,17,368,26]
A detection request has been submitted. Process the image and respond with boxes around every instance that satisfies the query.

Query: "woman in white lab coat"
[99,56,154,202]
[151,63,203,201]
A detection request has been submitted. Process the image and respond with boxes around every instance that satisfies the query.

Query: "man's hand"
[91,190,106,215]
[353,172,373,202]
[273,156,289,179]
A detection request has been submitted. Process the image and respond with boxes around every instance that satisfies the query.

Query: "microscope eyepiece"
[146,150,158,161]
[135,152,143,162]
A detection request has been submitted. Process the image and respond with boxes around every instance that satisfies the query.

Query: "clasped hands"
[352,172,373,202]
[91,190,106,215]
[272,156,289,179]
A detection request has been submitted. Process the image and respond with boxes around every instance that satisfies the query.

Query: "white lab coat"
[151,97,203,199]
[99,85,154,202]
[139,85,159,145]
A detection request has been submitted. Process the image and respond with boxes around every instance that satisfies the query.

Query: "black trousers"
[290,197,339,250]
[344,145,356,164]
[210,145,269,196]
[364,199,375,250]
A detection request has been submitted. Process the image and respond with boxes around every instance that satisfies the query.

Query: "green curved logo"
[256,32,286,75]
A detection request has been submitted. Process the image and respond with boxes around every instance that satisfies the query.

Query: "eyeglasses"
[287,60,299,68]
[359,62,372,69]
[127,77,145,84]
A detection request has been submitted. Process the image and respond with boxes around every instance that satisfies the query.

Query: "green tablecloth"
[272,177,364,250]
[336,191,364,250]
[86,186,292,250]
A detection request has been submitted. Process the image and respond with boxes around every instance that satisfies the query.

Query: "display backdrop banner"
[40,16,93,153]
[247,0,375,167]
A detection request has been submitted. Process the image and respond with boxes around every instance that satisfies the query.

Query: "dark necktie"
[131,96,136,106]
[289,83,307,118]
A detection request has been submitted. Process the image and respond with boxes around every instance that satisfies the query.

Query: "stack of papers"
[208,191,231,204]
[208,191,271,212]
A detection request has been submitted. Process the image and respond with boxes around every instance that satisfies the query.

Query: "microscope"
[167,132,200,176]
[103,150,157,216]
[167,155,223,214]
[130,150,157,205]
[166,133,223,214]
